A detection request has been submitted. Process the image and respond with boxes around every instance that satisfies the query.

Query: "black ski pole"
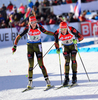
[58,53,63,84]
[10,22,14,45]
[76,45,90,82]
[33,43,54,69]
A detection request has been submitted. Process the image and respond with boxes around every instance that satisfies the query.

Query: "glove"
[54,42,59,49]
[73,39,78,44]
[56,48,60,54]
[12,45,17,53]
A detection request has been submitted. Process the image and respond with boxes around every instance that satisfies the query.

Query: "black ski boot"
[63,75,69,86]
[72,73,77,84]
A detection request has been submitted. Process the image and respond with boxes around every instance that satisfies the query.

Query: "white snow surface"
[0,37,98,100]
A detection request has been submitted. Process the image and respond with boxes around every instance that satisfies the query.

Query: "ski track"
[0,37,98,100]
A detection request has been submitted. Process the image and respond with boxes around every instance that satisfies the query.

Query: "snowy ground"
[0,37,98,100]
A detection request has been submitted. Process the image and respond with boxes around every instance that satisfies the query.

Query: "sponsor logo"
[60,36,72,40]
[28,31,40,35]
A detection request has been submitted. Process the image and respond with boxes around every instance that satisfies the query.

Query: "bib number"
[62,39,73,44]
[29,35,40,41]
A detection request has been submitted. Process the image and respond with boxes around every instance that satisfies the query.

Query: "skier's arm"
[12,26,29,53]
[54,30,59,49]
[19,19,26,27]
[14,26,29,45]
[38,24,54,36]
[70,26,84,42]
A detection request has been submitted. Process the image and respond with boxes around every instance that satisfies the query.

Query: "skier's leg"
[27,43,34,88]
[35,43,51,87]
[36,52,51,86]
[71,49,77,84]
[63,51,70,85]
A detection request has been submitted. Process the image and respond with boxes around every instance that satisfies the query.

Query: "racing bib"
[28,28,41,42]
[62,39,73,45]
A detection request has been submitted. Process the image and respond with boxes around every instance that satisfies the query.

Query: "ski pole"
[10,22,14,45]
[76,45,90,82]
[33,43,54,69]
[58,53,63,84]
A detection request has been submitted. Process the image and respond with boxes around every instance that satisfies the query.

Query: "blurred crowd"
[0,0,98,29]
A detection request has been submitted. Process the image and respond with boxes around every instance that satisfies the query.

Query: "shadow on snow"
[0,71,98,91]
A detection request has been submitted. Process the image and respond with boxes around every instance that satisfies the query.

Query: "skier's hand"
[73,39,77,44]
[12,45,17,53]
[54,42,59,49]
[56,48,60,54]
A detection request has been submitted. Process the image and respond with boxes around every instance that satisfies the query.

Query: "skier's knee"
[36,53,42,60]
[65,62,69,66]
[72,60,76,64]
[40,65,45,69]
[29,67,33,71]
[27,53,33,59]
[63,51,68,56]
[71,50,77,60]
[71,50,77,54]
[63,52,70,60]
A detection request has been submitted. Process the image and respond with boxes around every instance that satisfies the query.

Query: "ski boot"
[72,73,77,84]
[44,77,54,91]
[63,75,69,86]
[27,79,32,88]
[45,77,51,87]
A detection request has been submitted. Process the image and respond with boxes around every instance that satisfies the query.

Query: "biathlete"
[12,15,54,88]
[54,21,84,86]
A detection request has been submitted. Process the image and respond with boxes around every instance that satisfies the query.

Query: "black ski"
[22,87,35,93]
[44,85,54,91]
[68,83,78,89]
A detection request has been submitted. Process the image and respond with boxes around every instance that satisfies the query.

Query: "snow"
[0,37,98,100]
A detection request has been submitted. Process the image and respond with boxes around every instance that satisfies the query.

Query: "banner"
[80,21,98,37]
[53,1,98,15]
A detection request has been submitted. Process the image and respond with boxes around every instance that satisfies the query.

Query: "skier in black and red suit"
[54,21,84,86]
[12,15,54,89]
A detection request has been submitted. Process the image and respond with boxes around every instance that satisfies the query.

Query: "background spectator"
[0,20,7,28]
[52,0,58,5]
[0,0,97,28]
[28,0,33,8]
[18,3,25,18]
[35,0,40,8]
[12,6,21,26]
[7,1,13,11]
[67,12,79,22]
[56,15,63,24]
[39,17,45,25]
[66,0,72,4]
[79,10,87,22]
[0,13,5,23]
[2,4,6,11]
[43,0,50,6]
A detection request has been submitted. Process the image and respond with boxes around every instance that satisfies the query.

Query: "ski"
[22,87,35,93]
[68,83,78,89]
[55,85,69,90]
[44,85,54,91]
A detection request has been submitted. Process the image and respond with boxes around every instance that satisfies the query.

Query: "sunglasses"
[61,28,67,31]
[30,21,37,24]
